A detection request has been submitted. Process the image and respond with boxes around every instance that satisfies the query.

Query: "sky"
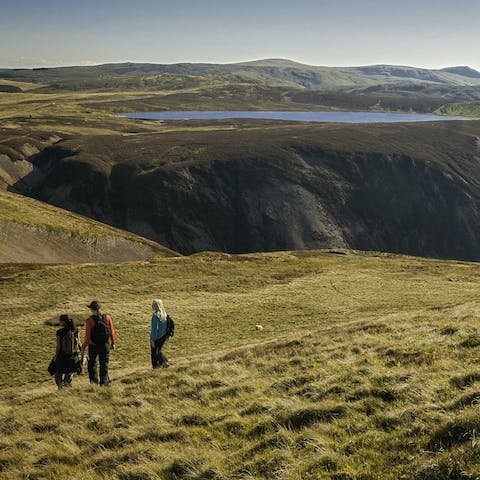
[1,0,480,70]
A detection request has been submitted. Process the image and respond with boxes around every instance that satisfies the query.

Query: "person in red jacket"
[81,301,115,386]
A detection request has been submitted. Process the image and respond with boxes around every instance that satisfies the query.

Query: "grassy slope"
[1,251,480,479]
[0,189,171,245]
[0,190,177,262]
[0,79,42,91]
[0,91,149,136]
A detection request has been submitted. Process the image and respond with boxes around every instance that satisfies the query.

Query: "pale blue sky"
[1,0,479,69]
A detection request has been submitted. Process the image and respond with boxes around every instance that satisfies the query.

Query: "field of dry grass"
[1,250,479,479]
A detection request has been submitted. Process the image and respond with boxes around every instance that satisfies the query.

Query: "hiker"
[150,299,174,369]
[81,301,116,386]
[54,314,81,390]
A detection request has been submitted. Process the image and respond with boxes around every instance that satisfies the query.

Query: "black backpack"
[60,329,78,355]
[91,314,111,345]
[166,315,175,338]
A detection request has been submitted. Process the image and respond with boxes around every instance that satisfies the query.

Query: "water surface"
[121,111,465,123]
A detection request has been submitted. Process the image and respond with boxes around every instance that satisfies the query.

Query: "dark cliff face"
[24,122,480,260]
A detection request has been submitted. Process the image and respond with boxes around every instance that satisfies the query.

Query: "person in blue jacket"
[150,299,171,368]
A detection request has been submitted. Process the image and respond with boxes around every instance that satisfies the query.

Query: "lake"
[121,111,466,123]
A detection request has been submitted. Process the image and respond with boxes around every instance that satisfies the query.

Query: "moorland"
[1,59,480,480]
[1,60,480,260]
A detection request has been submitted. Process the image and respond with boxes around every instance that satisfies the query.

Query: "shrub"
[240,403,272,416]
[246,418,276,438]
[166,458,202,479]
[374,413,402,432]
[31,423,58,433]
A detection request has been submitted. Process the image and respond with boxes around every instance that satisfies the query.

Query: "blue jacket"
[150,312,167,341]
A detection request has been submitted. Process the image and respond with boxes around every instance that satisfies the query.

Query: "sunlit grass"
[0,250,479,478]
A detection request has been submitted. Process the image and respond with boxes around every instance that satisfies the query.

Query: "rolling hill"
[2,59,480,91]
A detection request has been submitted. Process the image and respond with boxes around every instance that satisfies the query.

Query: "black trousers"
[88,344,110,385]
[151,336,168,368]
[55,372,73,389]
[54,352,78,389]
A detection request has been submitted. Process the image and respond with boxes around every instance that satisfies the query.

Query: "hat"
[87,300,101,310]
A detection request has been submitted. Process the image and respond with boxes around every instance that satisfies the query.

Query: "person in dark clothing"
[81,301,116,386]
[150,299,173,369]
[55,314,80,390]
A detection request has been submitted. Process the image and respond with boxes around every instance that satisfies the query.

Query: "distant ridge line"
[5,59,480,75]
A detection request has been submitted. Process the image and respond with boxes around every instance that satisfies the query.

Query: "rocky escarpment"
[14,121,480,261]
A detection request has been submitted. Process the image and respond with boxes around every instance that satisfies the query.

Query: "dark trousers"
[151,336,168,368]
[55,372,72,389]
[88,344,110,385]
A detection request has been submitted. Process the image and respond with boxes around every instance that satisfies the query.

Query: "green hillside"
[3,60,480,90]
[0,190,177,262]
[0,251,479,479]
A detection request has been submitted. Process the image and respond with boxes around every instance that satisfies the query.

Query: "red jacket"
[82,315,116,351]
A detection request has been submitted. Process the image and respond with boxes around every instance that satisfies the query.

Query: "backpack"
[91,315,111,345]
[166,315,175,338]
[60,329,77,355]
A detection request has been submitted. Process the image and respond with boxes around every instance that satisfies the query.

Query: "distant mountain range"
[2,59,480,90]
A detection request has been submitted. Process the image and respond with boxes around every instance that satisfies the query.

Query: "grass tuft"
[428,411,480,450]
[450,372,480,389]
[276,405,346,431]
[458,334,480,349]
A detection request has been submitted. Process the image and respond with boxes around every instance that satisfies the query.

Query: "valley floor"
[1,250,480,479]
